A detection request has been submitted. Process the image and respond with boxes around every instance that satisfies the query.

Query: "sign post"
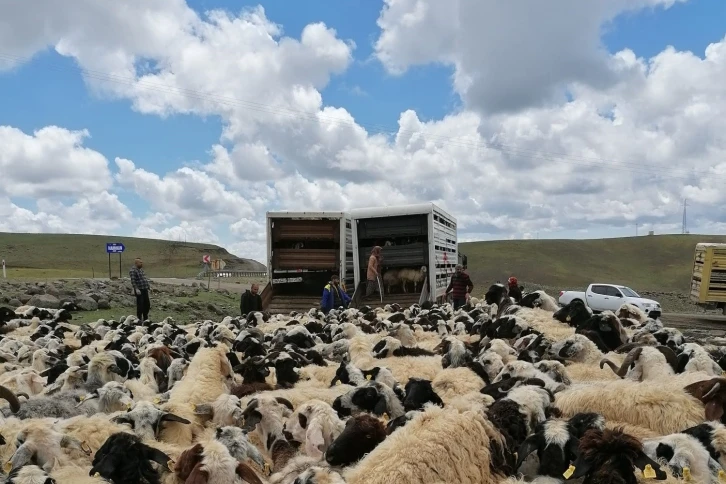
[106,243,126,278]
[203,255,211,290]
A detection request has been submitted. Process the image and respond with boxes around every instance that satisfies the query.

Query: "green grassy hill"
[0,233,265,280]
[460,234,726,294]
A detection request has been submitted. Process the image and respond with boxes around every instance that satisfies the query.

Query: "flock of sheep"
[1,282,726,483]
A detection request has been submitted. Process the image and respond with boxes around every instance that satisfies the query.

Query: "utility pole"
[682,199,689,234]
[635,222,639,237]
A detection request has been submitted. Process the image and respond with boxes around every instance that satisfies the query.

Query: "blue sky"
[0,0,725,260]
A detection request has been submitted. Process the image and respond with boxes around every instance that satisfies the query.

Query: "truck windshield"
[618,286,639,297]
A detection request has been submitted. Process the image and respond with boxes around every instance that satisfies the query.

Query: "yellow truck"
[690,243,726,314]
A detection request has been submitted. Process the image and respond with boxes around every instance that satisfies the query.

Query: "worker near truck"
[321,274,351,314]
[508,276,523,303]
[446,264,474,310]
[366,246,383,298]
[240,283,263,316]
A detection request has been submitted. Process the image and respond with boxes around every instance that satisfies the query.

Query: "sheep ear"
[568,455,593,479]
[141,444,173,470]
[515,435,538,469]
[9,443,34,472]
[235,462,264,484]
[633,452,667,479]
[111,415,132,426]
[193,404,213,417]
[305,421,325,459]
[373,395,389,416]
[676,353,689,373]
[185,463,209,484]
[705,401,724,421]
[242,411,262,432]
[161,413,192,424]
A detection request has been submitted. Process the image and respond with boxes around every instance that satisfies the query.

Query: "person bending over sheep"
[446,264,474,310]
[321,275,351,315]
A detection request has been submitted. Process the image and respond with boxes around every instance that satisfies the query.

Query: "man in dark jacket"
[445,264,474,310]
[240,283,263,316]
[321,275,351,314]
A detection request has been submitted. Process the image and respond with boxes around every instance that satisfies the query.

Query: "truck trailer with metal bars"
[349,203,458,307]
[262,212,353,315]
[690,242,726,314]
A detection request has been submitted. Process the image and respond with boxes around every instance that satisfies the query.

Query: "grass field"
[69,289,241,324]
[0,233,265,280]
[460,234,726,294]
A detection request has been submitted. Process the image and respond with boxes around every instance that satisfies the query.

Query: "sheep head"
[600,345,678,379]
[568,427,667,482]
[324,414,387,467]
[684,377,726,421]
[91,432,172,484]
[111,401,191,440]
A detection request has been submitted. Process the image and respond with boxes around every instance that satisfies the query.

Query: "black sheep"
[90,432,173,484]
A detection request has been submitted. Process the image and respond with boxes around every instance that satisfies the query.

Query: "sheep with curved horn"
[600,345,679,381]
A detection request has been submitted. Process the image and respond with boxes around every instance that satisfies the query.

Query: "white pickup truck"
[558,283,662,319]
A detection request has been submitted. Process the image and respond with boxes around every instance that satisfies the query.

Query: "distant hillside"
[0,233,265,279]
[460,234,726,294]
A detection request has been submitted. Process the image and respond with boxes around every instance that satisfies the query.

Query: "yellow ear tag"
[126,402,132,410]
[4,462,11,473]
[722,371,726,377]
[192,404,197,411]
[153,397,161,404]
[683,467,692,481]
[94,472,101,478]
[566,316,571,322]
[335,381,341,386]
[643,464,656,479]
[79,396,86,402]
[366,374,372,381]
[263,462,271,475]
[563,465,575,479]
[719,469,726,482]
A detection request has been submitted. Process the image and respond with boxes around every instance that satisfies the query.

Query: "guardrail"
[198,271,267,279]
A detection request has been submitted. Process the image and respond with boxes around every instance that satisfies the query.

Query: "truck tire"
[572,299,584,306]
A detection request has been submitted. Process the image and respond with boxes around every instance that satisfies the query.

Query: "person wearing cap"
[446,264,474,310]
[508,276,523,303]
[321,274,351,314]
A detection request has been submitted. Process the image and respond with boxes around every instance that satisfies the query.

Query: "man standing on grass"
[240,283,263,316]
[129,258,151,321]
[445,264,474,310]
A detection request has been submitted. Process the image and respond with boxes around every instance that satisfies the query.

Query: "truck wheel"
[572,299,584,305]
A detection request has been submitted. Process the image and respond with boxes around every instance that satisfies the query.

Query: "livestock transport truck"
[690,243,726,315]
[349,203,458,308]
[262,212,353,315]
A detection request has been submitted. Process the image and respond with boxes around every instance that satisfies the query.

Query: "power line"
[1,51,725,184]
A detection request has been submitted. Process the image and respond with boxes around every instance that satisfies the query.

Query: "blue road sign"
[106,243,126,254]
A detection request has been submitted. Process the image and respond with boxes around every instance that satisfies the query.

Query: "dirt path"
[660,313,726,338]
[151,277,267,294]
